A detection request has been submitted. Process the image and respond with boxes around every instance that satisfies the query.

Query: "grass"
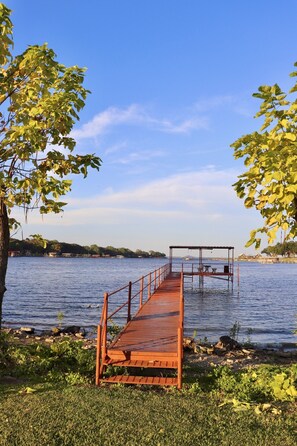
[0,332,296,446]
[0,385,296,446]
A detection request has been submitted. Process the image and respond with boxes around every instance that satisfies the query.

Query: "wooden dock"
[96,246,234,389]
[96,267,184,388]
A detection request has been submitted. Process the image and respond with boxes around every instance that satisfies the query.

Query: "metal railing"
[177,272,184,389]
[96,263,171,383]
[171,261,234,275]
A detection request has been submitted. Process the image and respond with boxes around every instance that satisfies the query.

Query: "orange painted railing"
[96,263,171,384]
[172,261,234,276]
[178,272,184,389]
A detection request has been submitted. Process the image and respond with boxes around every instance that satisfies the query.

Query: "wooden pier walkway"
[95,247,234,389]
[96,267,184,388]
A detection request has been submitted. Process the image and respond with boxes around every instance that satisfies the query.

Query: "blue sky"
[4,0,297,255]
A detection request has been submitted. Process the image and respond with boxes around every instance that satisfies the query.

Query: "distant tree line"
[9,237,166,258]
[261,241,297,257]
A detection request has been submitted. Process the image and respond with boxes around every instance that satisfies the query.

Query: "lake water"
[2,257,297,347]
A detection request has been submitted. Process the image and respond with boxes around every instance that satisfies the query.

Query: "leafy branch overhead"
[0,2,101,325]
[231,64,297,248]
[0,3,101,220]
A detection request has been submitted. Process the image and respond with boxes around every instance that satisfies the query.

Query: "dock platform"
[96,268,184,388]
[96,245,234,389]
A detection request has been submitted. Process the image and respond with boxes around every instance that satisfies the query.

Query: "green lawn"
[0,333,296,446]
[0,384,296,446]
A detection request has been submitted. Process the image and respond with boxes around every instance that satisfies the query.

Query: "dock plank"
[109,274,181,355]
[97,272,183,388]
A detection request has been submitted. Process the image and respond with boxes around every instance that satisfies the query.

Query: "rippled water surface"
[3,257,297,345]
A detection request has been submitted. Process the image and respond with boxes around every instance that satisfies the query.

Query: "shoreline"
[2,325,296,353]
[1,327,297,373]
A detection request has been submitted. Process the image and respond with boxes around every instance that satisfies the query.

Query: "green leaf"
[285,133,296,141]
[231,61,297,246]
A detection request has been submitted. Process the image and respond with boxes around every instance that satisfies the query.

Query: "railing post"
[180,272,184,325]
[127,281,132,322]
[148,273,151,299]
[95,325,102,386]
[139,276,144,309]
[101,293,108,374]
[154,270,157,290]
[177,272,184,390]
[177,327,183,390]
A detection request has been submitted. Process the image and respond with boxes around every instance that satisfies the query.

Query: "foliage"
[0,333,95,383]
[231,63,297,248]
[0,334,297,445]
[261,240,297,257]
[197,364,297,406]
[0,3,102,325]
[229,321,241,341]
[0,10,101,218]
[9,236,167,258]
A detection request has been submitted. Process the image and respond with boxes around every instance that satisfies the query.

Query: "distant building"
[48,252,59,257]
[8,250,21,257]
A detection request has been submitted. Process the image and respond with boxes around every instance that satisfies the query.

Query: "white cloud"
[13,166,239,222]
[112,149,166,165]
[194,95,235,112]
[71,104,208,140]
[157,117,209,133]
[104,141,128,155]
[193,94,256,118]
[12,166,263,254]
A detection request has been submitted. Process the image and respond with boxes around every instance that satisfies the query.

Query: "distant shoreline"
[237,256,297,264]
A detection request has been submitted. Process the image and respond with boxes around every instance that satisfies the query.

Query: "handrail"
[102,263,170,322]
[178,272,184,389]
[96,262,171,384]
[95,264,184,387]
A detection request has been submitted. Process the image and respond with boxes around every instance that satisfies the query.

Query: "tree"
[261,241,297,257]
[231,62,297,249]
[0,4,101,325]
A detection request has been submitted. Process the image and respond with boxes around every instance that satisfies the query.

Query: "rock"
[20,327,35,334]
[194,344,208,354]
[183,337,196,351]
[75,332,85,339]
[215,336,242,351]
[242,348,252,355]
[61,325,81,335]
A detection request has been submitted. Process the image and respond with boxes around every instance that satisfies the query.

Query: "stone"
[195,345,208,353]
[20,327,35,334]
[183,337,196,351]
[75,332,85,339]
[215,336,242,351]
[61,325,81,335]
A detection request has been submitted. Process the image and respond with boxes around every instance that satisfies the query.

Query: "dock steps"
[105,359,178,369]
[101,375,178,386]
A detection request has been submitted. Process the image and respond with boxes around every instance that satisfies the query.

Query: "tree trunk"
[0,199,10,328]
